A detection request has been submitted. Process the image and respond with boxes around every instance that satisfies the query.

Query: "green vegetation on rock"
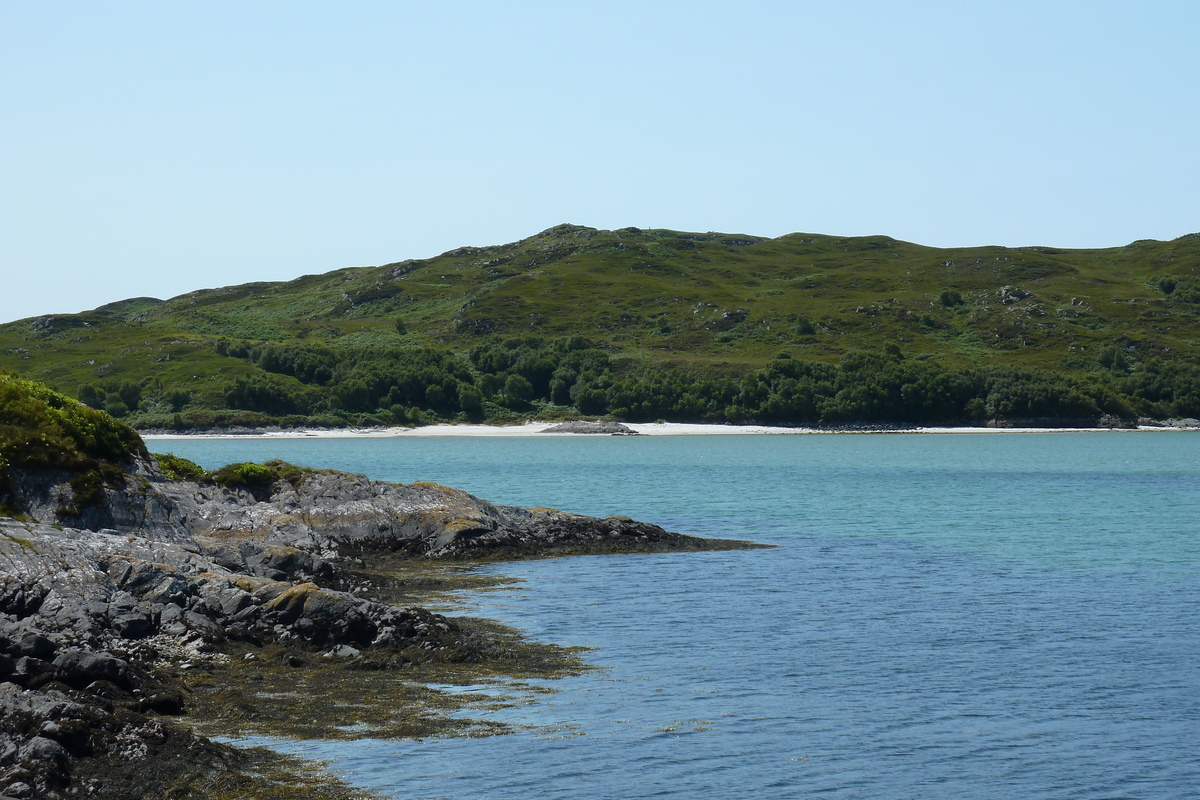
[0,373,147,515]
[3,225,1199,428]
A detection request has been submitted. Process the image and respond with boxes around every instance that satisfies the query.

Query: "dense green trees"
[104,334,1200,430]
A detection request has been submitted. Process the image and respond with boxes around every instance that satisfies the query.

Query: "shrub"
[209,462,277,492]
[0,374,146,516]
[153,452,208,482]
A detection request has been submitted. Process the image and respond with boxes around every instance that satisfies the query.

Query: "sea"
[156,431,1200,800]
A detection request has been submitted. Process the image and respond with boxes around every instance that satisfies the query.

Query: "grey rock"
[52,651,133,690]
[140,575,190,607]
[13,657,52,686]
[19,735,67,764]
[180,611,223,641]
[541,420,641,435]
[2,455,193,541]
[158,604,183,625]
[110,611,153,640]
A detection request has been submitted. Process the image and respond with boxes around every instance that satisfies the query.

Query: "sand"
[141,422,1184,440]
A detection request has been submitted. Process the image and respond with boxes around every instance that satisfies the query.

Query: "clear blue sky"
[3,1,1198,323]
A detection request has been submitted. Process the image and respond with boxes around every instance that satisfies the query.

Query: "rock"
[110,611,154,640]
[541,420,641,435]
[262,582,375,646]
[140,575,191,607]
[323,645,361,658]
[137,691,185,715]
[19,736,67,768]
[52,651,133,691]
[3,455,194,541]
[998,285,1032,304]
[158,470,734,559]
[179,610,223,641]
[12,657,52,689]
[0,583,46,618]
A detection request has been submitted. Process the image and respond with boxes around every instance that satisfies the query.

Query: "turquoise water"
[161,432,1200,799]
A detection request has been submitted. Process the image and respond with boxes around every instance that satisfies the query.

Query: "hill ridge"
[2,224,1199,429]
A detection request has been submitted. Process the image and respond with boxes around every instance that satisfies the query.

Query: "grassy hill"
[2,224,1199,428]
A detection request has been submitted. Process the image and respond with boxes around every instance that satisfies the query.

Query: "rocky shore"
[1,449,762,799]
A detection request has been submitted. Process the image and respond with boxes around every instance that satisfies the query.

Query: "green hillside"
[2,224,1199,428]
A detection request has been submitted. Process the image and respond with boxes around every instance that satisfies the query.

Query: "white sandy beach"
[141,421,1190,440]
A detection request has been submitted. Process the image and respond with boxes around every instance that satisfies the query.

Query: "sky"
[2,1,1198,323]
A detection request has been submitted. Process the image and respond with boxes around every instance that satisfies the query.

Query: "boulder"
[52,651,134,691]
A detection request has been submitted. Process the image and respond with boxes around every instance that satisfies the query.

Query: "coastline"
[1,454,764,799]
[142,420,1200,440]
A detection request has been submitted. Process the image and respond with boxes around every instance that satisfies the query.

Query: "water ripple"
[170,433,1200,799]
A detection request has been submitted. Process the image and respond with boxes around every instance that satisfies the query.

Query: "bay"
[158,432,1200,799]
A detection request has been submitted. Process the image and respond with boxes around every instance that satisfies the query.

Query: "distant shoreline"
[141,420,1200,440]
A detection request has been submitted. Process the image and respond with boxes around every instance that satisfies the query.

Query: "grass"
[1,224,1197,426]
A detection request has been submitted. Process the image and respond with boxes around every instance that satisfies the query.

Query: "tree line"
[81,336,1200,429]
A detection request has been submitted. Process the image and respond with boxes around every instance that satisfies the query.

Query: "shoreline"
[1,455,763,798]
[142,420,1200,440]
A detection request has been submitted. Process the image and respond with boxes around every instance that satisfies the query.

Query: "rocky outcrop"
[0,514,473,798]
[3,455,193,544]
[0,458,762,798]
[156,470,742,559]
[540,421,641,435]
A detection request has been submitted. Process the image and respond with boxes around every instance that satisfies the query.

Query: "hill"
[2,224,1199,428]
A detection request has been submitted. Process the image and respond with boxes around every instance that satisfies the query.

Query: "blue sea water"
[158,432,1200,799]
